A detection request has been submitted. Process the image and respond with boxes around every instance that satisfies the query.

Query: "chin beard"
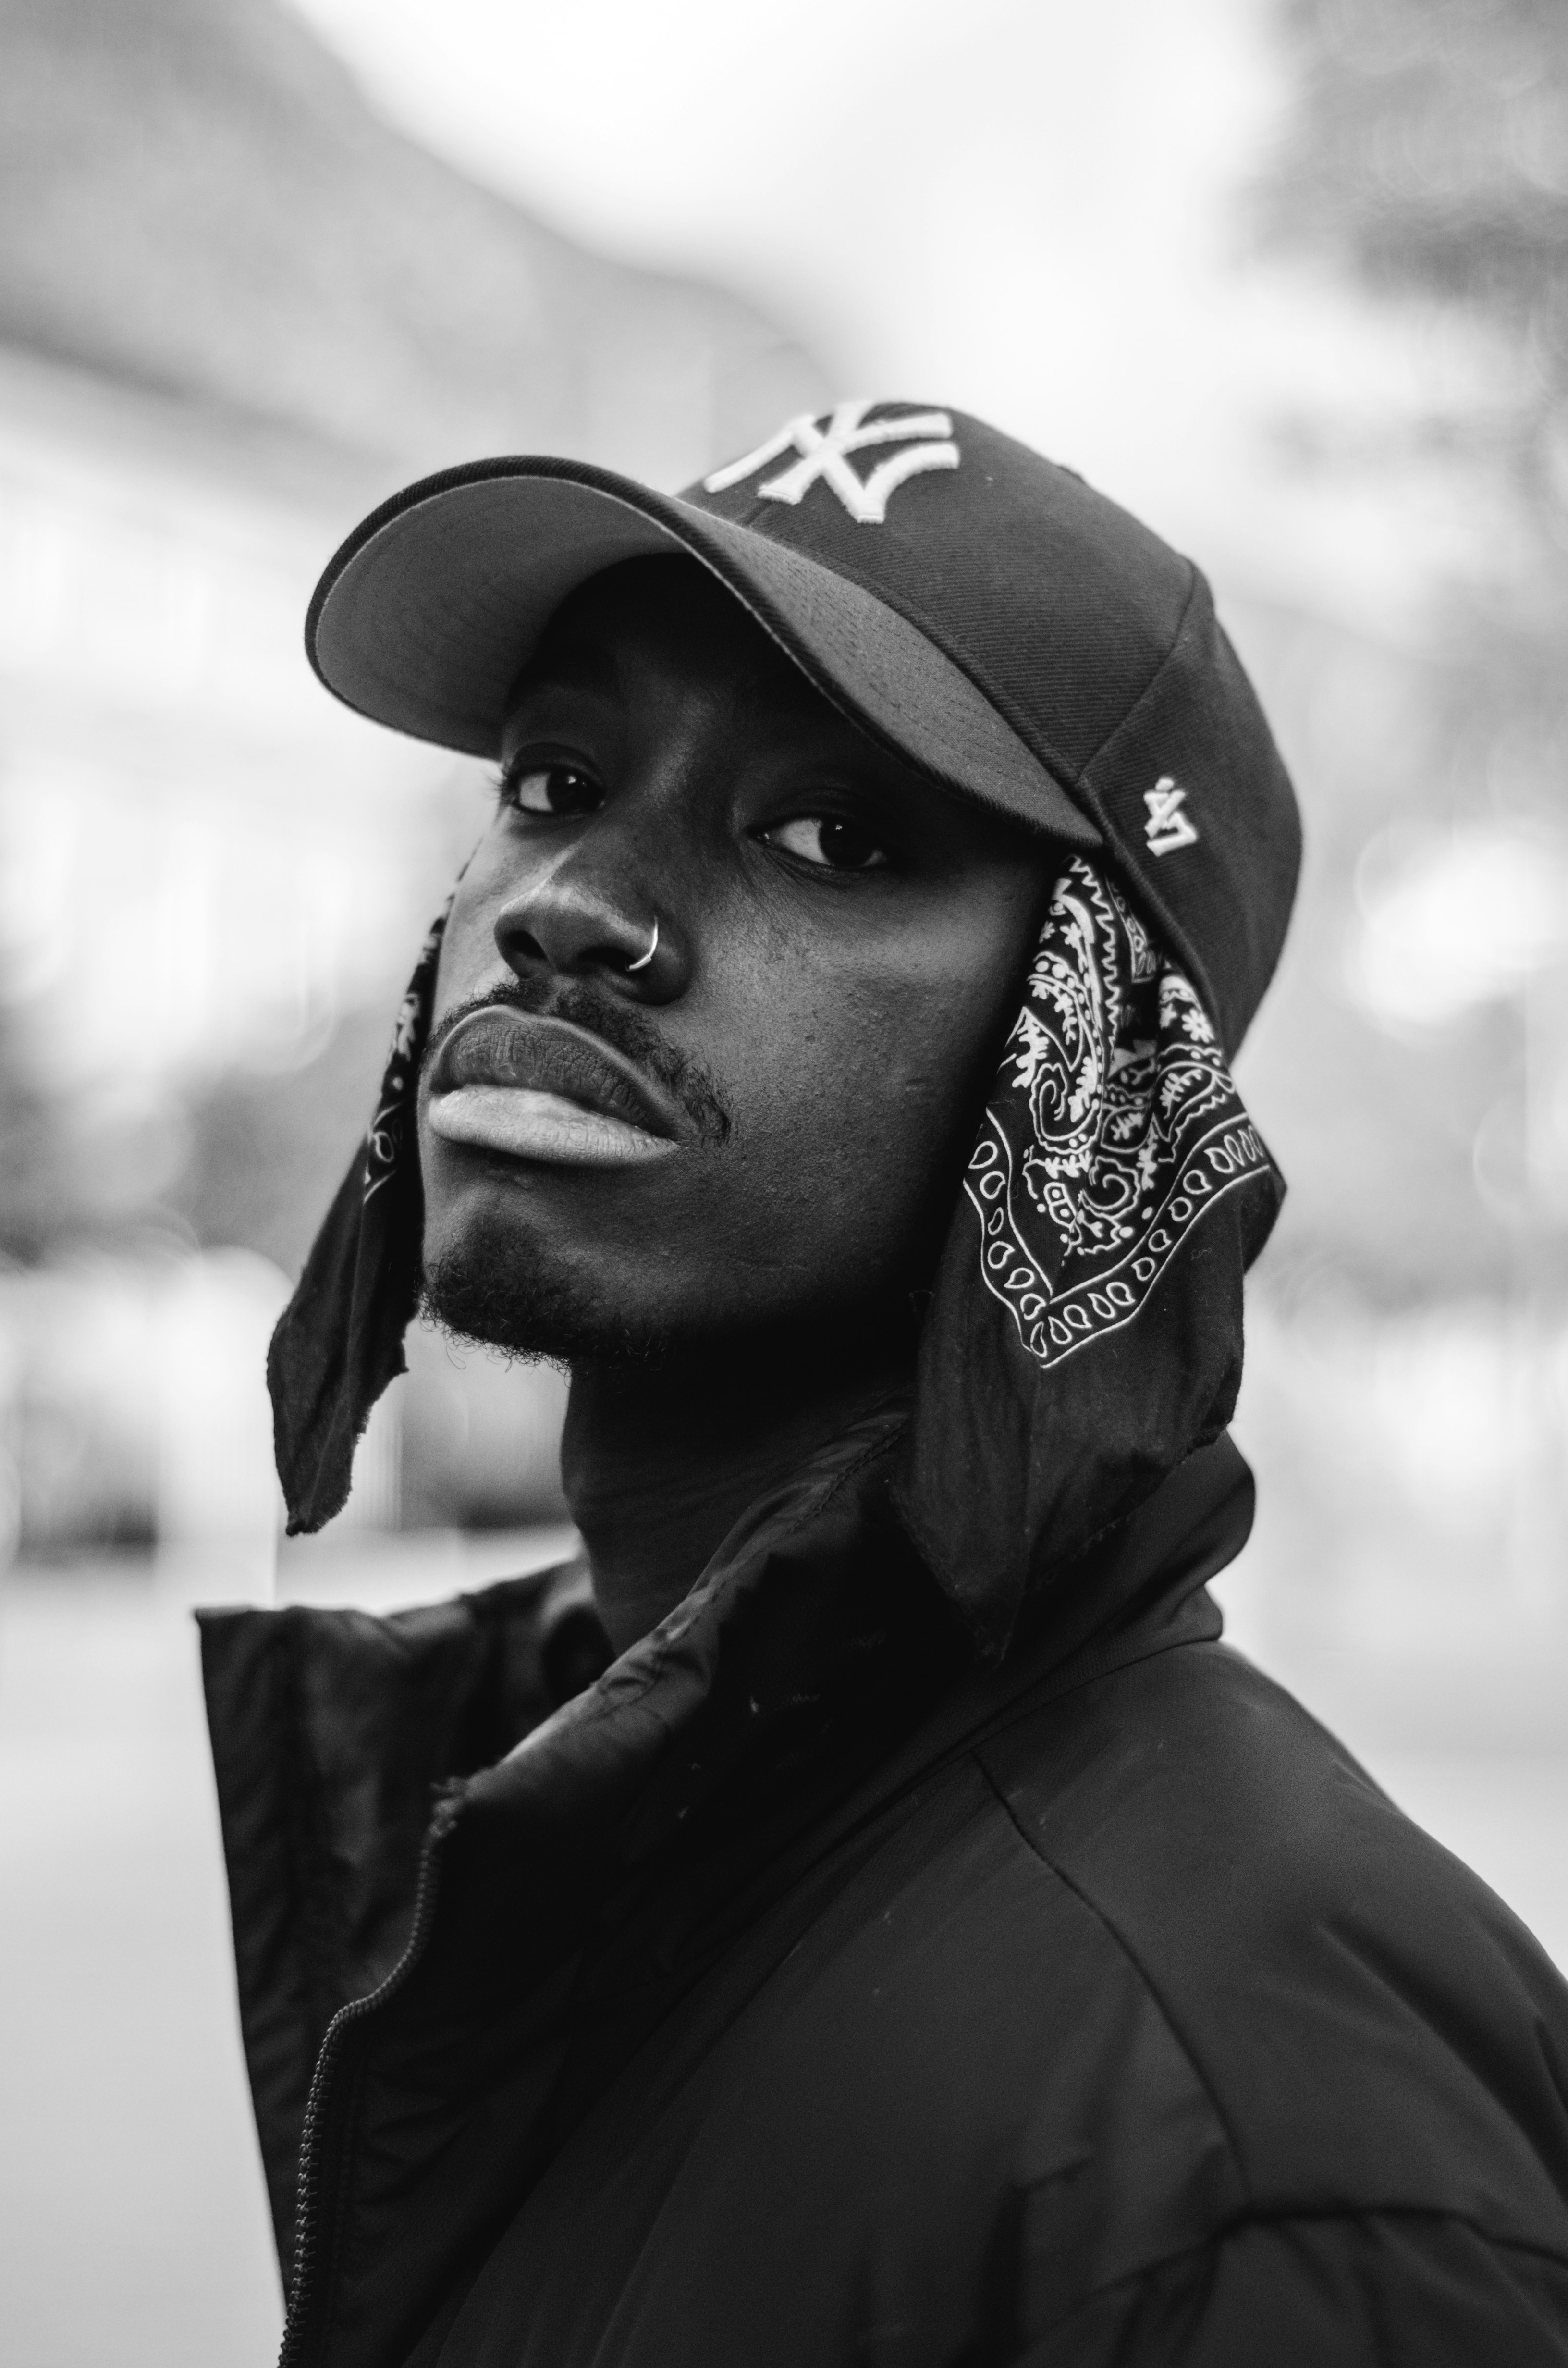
[421,1210,932,1378]
[420,1234,669,1370]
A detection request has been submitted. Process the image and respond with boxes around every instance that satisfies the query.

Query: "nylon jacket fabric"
[201,1430,1568,2367]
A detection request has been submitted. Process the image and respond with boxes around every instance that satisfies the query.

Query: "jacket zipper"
[276,1433,908,2362]
[278,1800,461,2368]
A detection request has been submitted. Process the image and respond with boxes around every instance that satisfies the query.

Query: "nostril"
[495,887,669,987]
[494,917,550,970]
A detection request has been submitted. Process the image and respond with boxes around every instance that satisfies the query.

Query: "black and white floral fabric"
[896,855,1283,1654]
[968,857,1273,1374]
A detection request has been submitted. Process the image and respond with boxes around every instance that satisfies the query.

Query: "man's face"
[418,556,1058,1362]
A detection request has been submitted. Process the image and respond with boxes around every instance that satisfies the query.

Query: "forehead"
[504,555,835,727]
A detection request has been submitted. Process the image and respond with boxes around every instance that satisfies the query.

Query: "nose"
[493,872,682,998]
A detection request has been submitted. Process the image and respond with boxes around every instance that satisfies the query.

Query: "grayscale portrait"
[3,4,1568,2364]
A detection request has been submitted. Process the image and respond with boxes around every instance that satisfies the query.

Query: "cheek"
[720,947,1012,1263]
[434,856,509,1005]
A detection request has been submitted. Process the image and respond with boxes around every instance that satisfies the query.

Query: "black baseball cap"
[306,400,1300,1053]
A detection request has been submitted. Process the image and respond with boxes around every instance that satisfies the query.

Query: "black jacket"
[201,1422,1568,2367]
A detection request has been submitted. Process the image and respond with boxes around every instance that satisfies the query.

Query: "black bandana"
[268,857,1281,1647]
[892,854,1281,1654]
[267,903,449,1536]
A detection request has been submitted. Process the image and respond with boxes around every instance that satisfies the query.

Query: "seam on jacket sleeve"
[972,1746,1249,2190]
[961,1618,1223,1769]
[1012,2204,1568,2365]
[1131,2200,1568,2269]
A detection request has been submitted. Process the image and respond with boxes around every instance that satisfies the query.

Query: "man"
[202,403,1568,2367]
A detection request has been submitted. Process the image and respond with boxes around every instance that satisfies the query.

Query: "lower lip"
[427,1084,678,1169]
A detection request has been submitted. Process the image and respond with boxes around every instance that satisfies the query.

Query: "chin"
[420,1210,671,1369]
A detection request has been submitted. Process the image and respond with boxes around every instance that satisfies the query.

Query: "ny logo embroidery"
[704,399,959,524]
[1144,775,1199,857]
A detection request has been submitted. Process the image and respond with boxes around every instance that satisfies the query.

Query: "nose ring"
[625,916,659,974]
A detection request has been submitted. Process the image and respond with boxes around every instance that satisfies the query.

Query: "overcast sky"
[289,0,1483,628]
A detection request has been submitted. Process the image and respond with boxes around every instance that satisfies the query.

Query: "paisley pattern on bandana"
[966,857,1272,1370]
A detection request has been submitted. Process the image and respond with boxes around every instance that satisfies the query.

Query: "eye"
[765,815,890,872]
[500,761,603,818]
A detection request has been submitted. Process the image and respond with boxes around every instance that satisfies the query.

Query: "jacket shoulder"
[196,1560,593,2271]
[978,1638,1568,2251]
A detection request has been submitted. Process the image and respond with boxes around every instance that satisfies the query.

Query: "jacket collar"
[278,1421,1254,2367]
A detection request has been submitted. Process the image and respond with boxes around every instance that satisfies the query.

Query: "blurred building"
[0,0,826,1569]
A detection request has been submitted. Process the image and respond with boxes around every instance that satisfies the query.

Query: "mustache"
[420,977,733,1147]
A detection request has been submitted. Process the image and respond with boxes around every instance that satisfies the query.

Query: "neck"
[562,1326,914,1656]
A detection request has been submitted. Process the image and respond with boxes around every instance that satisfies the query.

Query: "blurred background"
[2,0,1567,2358]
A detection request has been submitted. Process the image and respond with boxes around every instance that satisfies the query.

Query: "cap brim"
[306,456,1100,851]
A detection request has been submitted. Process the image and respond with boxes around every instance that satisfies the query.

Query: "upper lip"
[427,1007,687,1143]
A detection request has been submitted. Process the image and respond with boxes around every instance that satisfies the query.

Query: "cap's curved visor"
[306,457,1099,851]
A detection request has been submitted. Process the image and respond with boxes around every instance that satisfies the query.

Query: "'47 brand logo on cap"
[1144,775,1199,857]
[704,399,960,524]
